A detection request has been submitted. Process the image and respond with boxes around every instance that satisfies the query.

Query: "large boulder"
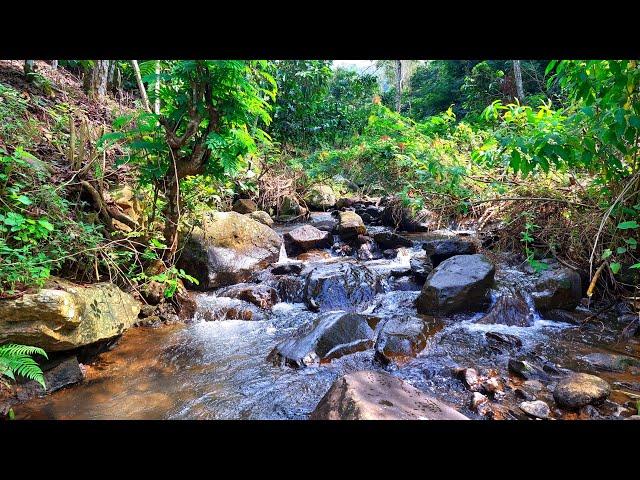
[267,311,376,368]
[374,317,431,365]
[553,373,610,409]
[0,277,140,352]
[284,225,331,255]
[310,370,469,420]
[303,262,382,312]
[335,211,366,240]
[416,254,495,315]
[422,237,477,267]
[373,232,413,249]
[305,185,336,210]
[530,264,582,312]
[177,212,282,290]
[247,210,273,227]
[231,198,257,214]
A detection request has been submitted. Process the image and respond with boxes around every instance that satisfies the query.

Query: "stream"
[14,216,640,420]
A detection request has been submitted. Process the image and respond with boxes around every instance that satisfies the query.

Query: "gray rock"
[416,254,495,315]
[247,210,273,227]
[231,198,257,214]
[520,400,550,419]
[374,317,430,365]
[310,212,338,232]
[310,370,469,420]
[373,232,413,249]
[581,352,640,372]
[476,293,533,327]
[410,257,433,283]
[16,357,84,400]
[267,311,376,368]
[553,373,610,409]
[216,283,279,309]
[284,224,331,255]
[530,264,582,312]
[422,238,477,266]
[335,211,366,240]
[508,358,550,381]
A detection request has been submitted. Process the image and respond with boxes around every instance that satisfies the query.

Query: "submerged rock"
[374,317,430,365]
[303,262,382,312]
[373,232,413,249]
[231,198,257,214]
[310,370,469,420]
[553,373,610,409]
[476,292,533,327]
[422,237,477,267]
[0,277,140,351]
[335,211,367,240]
[284,224,331,255]
[177,211,282,290]
[216,283,279,309]
[416,254,495,315]
[530,264,582,312]
[580,352,640,373]
[267,311,376,368]
[247,210,273,227]
[305,185,336,210]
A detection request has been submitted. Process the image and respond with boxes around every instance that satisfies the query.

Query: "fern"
[0,343,48,390]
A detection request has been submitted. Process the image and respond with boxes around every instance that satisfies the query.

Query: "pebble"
[520,400,551,419]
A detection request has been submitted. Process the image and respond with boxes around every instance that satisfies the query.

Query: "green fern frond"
[0,343,47,390]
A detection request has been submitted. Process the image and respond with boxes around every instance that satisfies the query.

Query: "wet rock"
[515,388,536,401]
[355,238,384,261]
[280,196,306,217]
[422,238,477,266]
[470,392,491,415]
[271,263,303,275]
[410,257,433,283]
[231,198,257,214]
[476,293,533,327]
[485,331,523,348]
[310,370,469,420]
[520,400,550,419]
[0,277,140,352]
[284,225,331,255]
[374,317,430,365]
[383,249,398,259]
[381,199,436,232]
[361,206,383,225]
[481,377,504,396]
[247,210,273,227]
[16,357,84,401]
[177,211,282,290]
[335,211,367,240]
[305,185,336,210]
[303,262,382,312]
[416,254,495,315]
[530,264,582,312]
[196,297,265,322]
[553,373,611,409]
[580,352,640,373]
[310,212,338,232]
[523,379,544,392]
[544,308,589,324]
[456,367,480,391]
[508,358,549,381]
[373,232,413,249]
[272,275,305,303]
[267,312,376,368]
[216,283,279,309]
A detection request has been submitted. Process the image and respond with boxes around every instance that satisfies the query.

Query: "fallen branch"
[470,197,596,209]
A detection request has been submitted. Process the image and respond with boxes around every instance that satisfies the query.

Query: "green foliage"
[519,212,549,272]
[0,343,47,390]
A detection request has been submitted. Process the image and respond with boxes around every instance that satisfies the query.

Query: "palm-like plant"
[0,344,47,390]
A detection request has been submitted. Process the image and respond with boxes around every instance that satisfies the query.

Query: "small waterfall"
[278,243,288,263]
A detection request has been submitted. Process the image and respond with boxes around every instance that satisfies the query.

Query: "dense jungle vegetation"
[1,59,639,416]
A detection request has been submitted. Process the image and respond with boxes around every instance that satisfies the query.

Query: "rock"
[381,199,436,232]
[310,212,338,232]
[580,352,640,373]
[520,400,550,419]
[271,263,303,276]
[0,277,140,352]
[374,317,430,365]
[284,225,331,255]
[410,257,433,283]
[416,254,495,315]
[267,312,376,368]
[271,275,306,303]
[508,358,549,381]
[196,297,265,322]
[544,308,589,324]
[457,368,480,391]
[303,262,382,312]
[530,264,582,312]
[336,197,357,209]
[485,331,523,348]
[553,373,611,409]
[280,196,305,217]
[297,250,333,262]
[335,211,366,240]
[177,211,282,290]
[355,238,384,261]
[383,249,398,259]
[247,210,273,227]
[232,198,257,214]
[373,232,413,249]
[476,293,533,327]
[523,379,545,392]
[310,370,469,420]
[141,280,165,306]
[109,184,143,229]
[470,392,490,414]
[481,377,503,395]
[514,388,536,401]
[16,357,84,401]
[305,185,336,210]
[422,238,477,266]
[216,283,279,309]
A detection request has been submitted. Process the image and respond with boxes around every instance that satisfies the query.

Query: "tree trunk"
[154,61,161,114]
[130,60,151,113]
[513,60,525,102]
[395,60,403,113]
[51,60,58,69]
[84,60,110,101]
[24,60,35,78]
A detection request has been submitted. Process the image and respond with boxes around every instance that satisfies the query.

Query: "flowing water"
[14,219,640,420]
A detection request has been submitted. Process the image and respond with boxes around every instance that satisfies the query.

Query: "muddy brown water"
[14,219,640,420]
